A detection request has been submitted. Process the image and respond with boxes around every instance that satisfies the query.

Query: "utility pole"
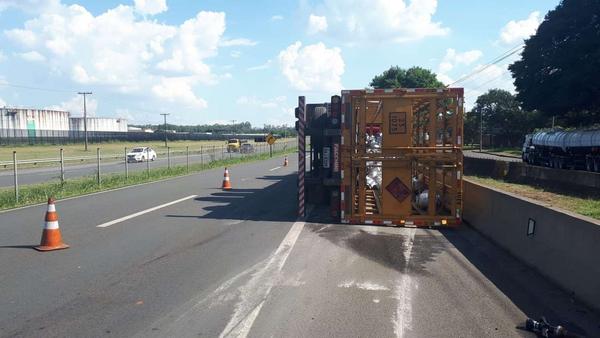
[479,109,483,152]
[78,91,92,151]
[160,113,170,147]
[231,120,236,136]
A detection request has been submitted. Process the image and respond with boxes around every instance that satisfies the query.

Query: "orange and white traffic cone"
[34,198,69,252]
[283,156,288,167]
[222,167,232,191]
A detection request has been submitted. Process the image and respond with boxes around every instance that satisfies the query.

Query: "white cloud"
[230,50,241,58]
[4,28,37,47]
[461,64,515,108]
[271,15,283,21]
[307,14,328,35]
[152,76,208,109]
[0,0,60,14]
[219,38,258,47]
[500,11,541,45]
[438,48,482,75]
[237,95,293,125]
[312,0,448,43]
[236,95,286,109]
[278,41,344,92]
[156,11,225,83]
[134,0,167,16]
[4,2,244,112]
[19,50,45,62]
[247,59,272,71]
[46,94,98,116]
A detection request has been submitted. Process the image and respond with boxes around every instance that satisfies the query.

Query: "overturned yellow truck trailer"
[296,88,464,227]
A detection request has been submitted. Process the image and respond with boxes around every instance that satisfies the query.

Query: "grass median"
[0,147,297,211]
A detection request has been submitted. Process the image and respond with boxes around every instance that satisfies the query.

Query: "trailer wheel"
[594,158,600,173]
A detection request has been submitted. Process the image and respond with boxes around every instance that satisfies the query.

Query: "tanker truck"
[522,129,600,172]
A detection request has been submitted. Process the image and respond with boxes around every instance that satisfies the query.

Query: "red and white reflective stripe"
[340,170,344,179]
[383,220,392,225]
[298,96,306,218]
[457,170,461,180]
[340,192,345,201]
[364,220,373,224]
[44,220,59,229]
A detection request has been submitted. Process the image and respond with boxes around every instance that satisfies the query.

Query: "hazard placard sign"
[385,177,410,202]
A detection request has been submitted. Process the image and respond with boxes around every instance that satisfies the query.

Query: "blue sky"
[0,0,559,126]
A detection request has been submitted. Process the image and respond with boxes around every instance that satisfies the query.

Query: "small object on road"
[525,317,569,337]
[34,198,69,252]
[284,156,288,167]
[222,167,232,190]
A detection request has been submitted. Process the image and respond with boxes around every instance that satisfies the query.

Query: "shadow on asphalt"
[0,245,36,250]
[441,226,591,336]
[165,173,298,223]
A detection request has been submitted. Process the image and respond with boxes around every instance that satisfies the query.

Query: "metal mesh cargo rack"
[338,88,464,227]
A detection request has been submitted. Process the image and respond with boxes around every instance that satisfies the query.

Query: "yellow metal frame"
[340,88,464,227]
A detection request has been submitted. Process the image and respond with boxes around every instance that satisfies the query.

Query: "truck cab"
[522,134,533,163]
[227,139,241,153]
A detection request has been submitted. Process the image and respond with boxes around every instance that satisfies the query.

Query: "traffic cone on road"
[283,156,288,167]
[34,198,69,252]
[222,167,232,191]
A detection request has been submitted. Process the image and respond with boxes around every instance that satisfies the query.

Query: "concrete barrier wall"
[463,179,600,311]
[464,157,600,193]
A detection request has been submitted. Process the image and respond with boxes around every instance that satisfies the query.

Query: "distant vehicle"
[227,139,241,153]
[127,147,157,162]
[522,129,600,172]
[240,143,254,154]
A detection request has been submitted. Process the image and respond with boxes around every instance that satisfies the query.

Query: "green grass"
[467,176,600,220]
[0,147,297,211]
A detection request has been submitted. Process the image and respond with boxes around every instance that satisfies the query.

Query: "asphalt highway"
[1,155,598,337]
[464,150,522,162]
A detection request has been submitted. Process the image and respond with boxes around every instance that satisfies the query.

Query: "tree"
[469,89,541,147]
[370,66,444,89]
[509,0,600,126]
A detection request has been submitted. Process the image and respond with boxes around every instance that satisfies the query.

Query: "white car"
[127,147,157,162]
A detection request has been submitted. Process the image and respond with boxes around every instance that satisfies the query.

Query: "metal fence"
[0,128,295,145]
[2,140,297,203]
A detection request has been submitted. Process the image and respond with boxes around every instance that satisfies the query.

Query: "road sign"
[266,134,276,145]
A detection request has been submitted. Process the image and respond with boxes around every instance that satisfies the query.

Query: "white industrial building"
[69,117,127,132]
[0,107,128,135]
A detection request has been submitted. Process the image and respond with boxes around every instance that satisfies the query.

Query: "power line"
[448,44,524,87]
[0,81,74,93]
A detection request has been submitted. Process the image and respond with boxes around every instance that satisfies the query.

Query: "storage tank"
[0,108,70,138]
[0,108,70,131]
[69,117,128,132]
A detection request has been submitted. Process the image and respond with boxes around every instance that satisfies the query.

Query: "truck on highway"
[226,138,241,153]
[296,88,464,227]
[522,129,600,172]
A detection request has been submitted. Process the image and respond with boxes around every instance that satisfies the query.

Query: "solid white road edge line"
[218,220,306,338]
[96,195,198,228]
[268,166,282,171]
[394,228,416,338]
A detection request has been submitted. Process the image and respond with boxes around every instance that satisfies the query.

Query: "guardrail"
[2,140,296,203]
